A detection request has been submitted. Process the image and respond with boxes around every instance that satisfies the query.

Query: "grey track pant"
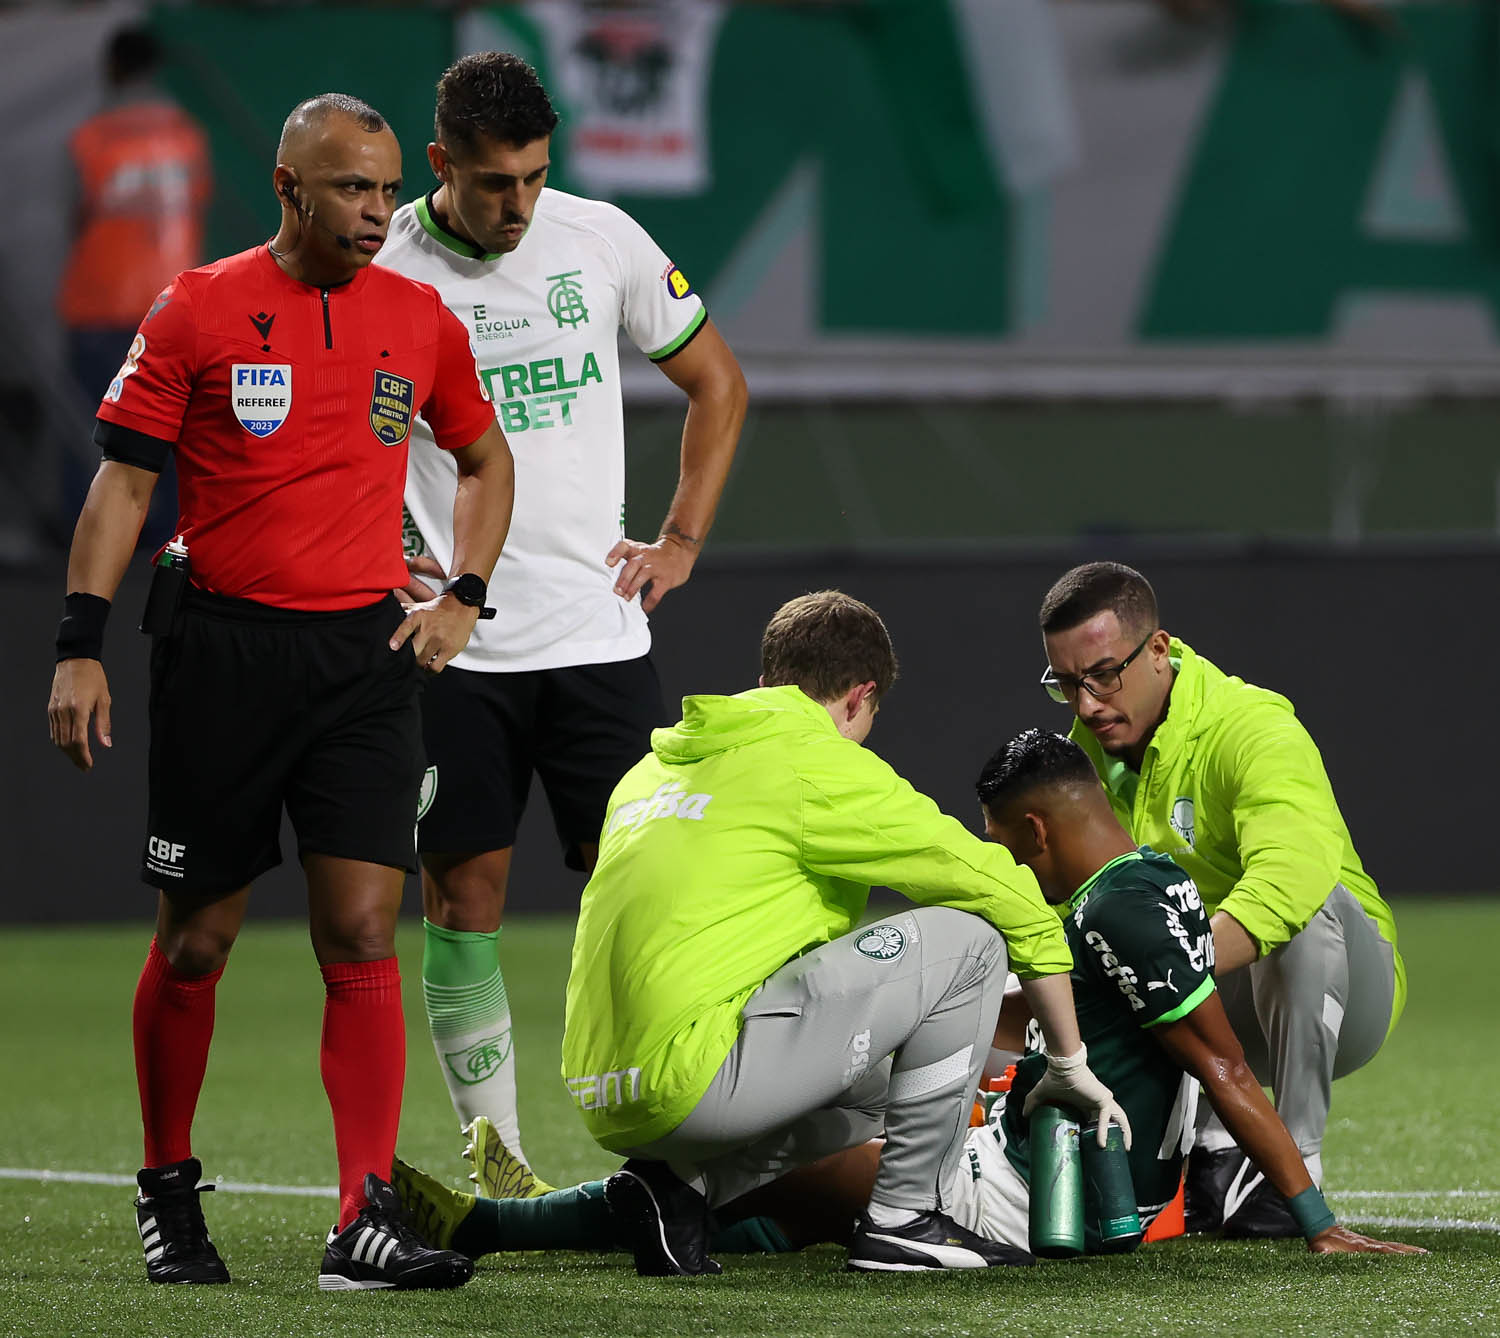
[1199,883,1397,1167]
[620,906,1008,1216]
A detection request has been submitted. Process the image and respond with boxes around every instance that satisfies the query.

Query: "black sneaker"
[1183,1146,1233,1233]
[846,1211,1035,1271]
[318,1173,475,1291]
[1184,1148,1301,1239]
[603,1160,721,1276]
[135,1157,230,1284]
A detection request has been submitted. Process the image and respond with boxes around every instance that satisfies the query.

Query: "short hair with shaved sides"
[760,591,899,705]
[435,52,560,157]
[975,729,1098,813]
[1039,561,1159,639]
[278,93,389,157]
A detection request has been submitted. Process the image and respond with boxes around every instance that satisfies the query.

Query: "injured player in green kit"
[392,731,1423,1267]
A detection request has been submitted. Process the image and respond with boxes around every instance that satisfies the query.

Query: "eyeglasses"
[1040,632,1154,704]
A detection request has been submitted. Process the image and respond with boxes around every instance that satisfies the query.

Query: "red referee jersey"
[94,245,495,610]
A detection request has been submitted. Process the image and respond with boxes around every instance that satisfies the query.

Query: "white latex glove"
[1021,1044,1133,1149]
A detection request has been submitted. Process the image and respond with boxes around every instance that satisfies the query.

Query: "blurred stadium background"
[3,0,1498,919]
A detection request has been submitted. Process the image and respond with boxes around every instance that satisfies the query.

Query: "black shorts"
[417,655,664,870]
[142,589,424,896]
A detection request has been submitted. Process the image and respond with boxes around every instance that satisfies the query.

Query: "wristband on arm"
[1288,1185,1336,1239]
[56,592,111,662]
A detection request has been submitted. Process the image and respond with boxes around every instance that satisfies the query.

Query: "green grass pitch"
[2,900,1496,1337]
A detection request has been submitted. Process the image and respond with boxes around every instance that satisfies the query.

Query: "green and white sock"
[422,919,528,1165]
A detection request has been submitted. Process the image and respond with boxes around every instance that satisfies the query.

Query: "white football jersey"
[377,187,706,672]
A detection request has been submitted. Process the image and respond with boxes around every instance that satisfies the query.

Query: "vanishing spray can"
[139,535,189,637]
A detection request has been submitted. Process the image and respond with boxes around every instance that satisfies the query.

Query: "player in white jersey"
[375,52,746,1184]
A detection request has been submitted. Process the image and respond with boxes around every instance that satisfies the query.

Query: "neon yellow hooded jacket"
[563,685,1072,1151]
[1071,638,1404,1030]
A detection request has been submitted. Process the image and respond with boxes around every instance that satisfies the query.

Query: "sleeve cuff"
[94,419,172,473]
[649,307,708,363]
[1216,894,1283,959]
[1142,975,1215,1028]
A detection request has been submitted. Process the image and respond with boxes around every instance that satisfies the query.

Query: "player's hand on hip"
[48,658,112,771]
[389,595,480,673]
[395,554,446,609]
[1021,1044,1133,1150]
[1308,1225,1427,1255]
[605,534,697,613]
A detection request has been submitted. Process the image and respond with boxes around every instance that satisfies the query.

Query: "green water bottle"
[1029,1104,1084,1257]
[1081,1121,1142,1252]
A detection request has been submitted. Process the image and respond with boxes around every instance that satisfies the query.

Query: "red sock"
[133,938,223,1169]
[320,957,405,1230]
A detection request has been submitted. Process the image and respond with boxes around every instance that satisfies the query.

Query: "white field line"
[3,1167,1497,1229]
[0,1167,336,1198]
[1341,1213,1500,1233]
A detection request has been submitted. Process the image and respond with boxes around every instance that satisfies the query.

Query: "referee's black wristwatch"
[441,573,495,619]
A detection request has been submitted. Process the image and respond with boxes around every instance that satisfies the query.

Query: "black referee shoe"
[1185,1147,1301,1238]
[604,1160,721,1276]
[318,1174,475,1291]
[135,1157,230,1284]
[846,1211,1035,1271]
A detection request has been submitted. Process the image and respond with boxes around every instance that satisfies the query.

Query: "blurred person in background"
[57,24,210,548]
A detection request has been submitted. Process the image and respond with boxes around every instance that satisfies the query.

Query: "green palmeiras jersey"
[376,187,707,672]
[562,686,1073,1152]
[1001,848,1213,1241]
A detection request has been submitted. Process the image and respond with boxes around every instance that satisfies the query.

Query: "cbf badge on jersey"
[230,363,292,437]
[369,371,415,446]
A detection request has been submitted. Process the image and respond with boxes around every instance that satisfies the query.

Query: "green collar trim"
[415,193,503,262]
[1066,849,1143,912]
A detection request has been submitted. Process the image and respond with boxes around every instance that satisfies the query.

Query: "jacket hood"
[651,684,838,764]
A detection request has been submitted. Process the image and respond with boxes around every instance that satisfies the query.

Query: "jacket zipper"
[321,288,333,349]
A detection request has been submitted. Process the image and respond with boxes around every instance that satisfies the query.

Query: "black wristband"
[56,591,111,662]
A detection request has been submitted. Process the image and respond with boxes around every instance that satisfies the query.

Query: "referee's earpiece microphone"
[280,183,354,251]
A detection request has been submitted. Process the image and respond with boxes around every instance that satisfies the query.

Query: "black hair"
[975,729,1097,812]
[105,26,160,87]
[435,52,560,157]
[1039,561,1159,639]
[278,93,389,158]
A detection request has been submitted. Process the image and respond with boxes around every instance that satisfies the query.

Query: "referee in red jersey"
[46,94,514,1292]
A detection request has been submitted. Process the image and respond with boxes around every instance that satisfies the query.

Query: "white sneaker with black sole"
[317,1173,475,1291]
[846,1210,1035,1271]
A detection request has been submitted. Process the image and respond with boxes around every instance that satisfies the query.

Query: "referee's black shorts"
[141,589,424,897]
[416,655,664,870]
